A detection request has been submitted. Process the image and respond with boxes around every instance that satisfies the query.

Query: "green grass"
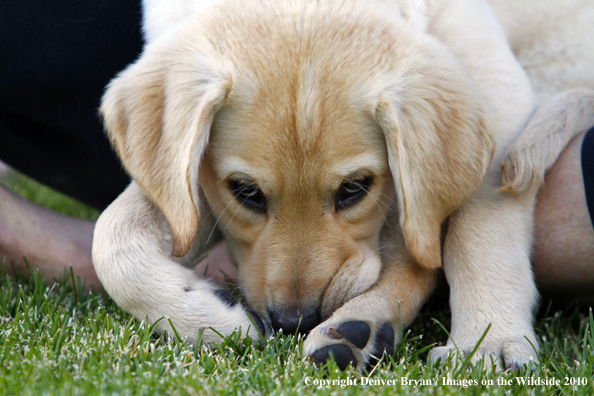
[1,171,593,395]
[1,169,100,221]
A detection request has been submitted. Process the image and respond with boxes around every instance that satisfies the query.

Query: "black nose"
[269,308,320,334]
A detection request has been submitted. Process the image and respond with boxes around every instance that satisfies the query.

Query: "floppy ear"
[100,48,231,257]
[375,65,495,269]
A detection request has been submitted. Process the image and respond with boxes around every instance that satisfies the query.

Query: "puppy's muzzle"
[269,308,320,335]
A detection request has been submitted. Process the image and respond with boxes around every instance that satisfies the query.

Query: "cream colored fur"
[501,90,594,194]
[92,0,594,371]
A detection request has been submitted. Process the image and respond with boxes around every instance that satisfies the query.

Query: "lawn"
[1,169,593,395]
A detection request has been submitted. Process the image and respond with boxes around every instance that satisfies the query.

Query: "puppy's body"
[491,0,594,100]
[93,0,594,371]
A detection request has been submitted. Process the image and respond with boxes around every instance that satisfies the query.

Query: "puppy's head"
[101,2,494,332]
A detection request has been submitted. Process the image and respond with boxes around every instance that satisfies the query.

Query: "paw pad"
[311,344,358,370]
[246,309,267,337]
[213,288,238,307]
[328,321,371,349]
[370,322,395,360]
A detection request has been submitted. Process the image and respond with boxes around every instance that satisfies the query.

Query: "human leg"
[531,129,594,304]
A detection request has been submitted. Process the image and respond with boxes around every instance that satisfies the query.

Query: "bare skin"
[531,131,594,305]
[1,132,593,301]
[0,183,101,291]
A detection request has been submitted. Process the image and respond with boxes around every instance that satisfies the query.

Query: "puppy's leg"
[429,187,539,371]
[303,249,438,372]
[92,182,267,344]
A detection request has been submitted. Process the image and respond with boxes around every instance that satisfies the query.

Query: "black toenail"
[505,360,537,374]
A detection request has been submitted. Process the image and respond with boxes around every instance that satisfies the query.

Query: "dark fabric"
[0,1,143,209]
[582,126,594,228]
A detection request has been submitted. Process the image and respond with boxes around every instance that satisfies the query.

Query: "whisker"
[354,244,398,267]
[376,251,400,263]
[350,180,391,227]
[350,180,394,210]
[370,186,398,207]
[364,245,402,264]
[353,178,398,207]
[222,191,249,232]
[206,183,255,244]
[201,183,251,224]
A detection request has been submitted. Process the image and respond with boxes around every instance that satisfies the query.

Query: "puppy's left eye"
[336,176,373,210]
[228,179,266,213]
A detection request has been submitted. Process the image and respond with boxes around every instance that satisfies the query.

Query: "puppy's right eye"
[228,179,266,213]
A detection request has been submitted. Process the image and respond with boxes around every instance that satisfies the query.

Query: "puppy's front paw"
[429,336,538,372]
[303,320,396,371]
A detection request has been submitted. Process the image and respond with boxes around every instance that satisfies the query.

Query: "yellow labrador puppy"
[92,0,594,371]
